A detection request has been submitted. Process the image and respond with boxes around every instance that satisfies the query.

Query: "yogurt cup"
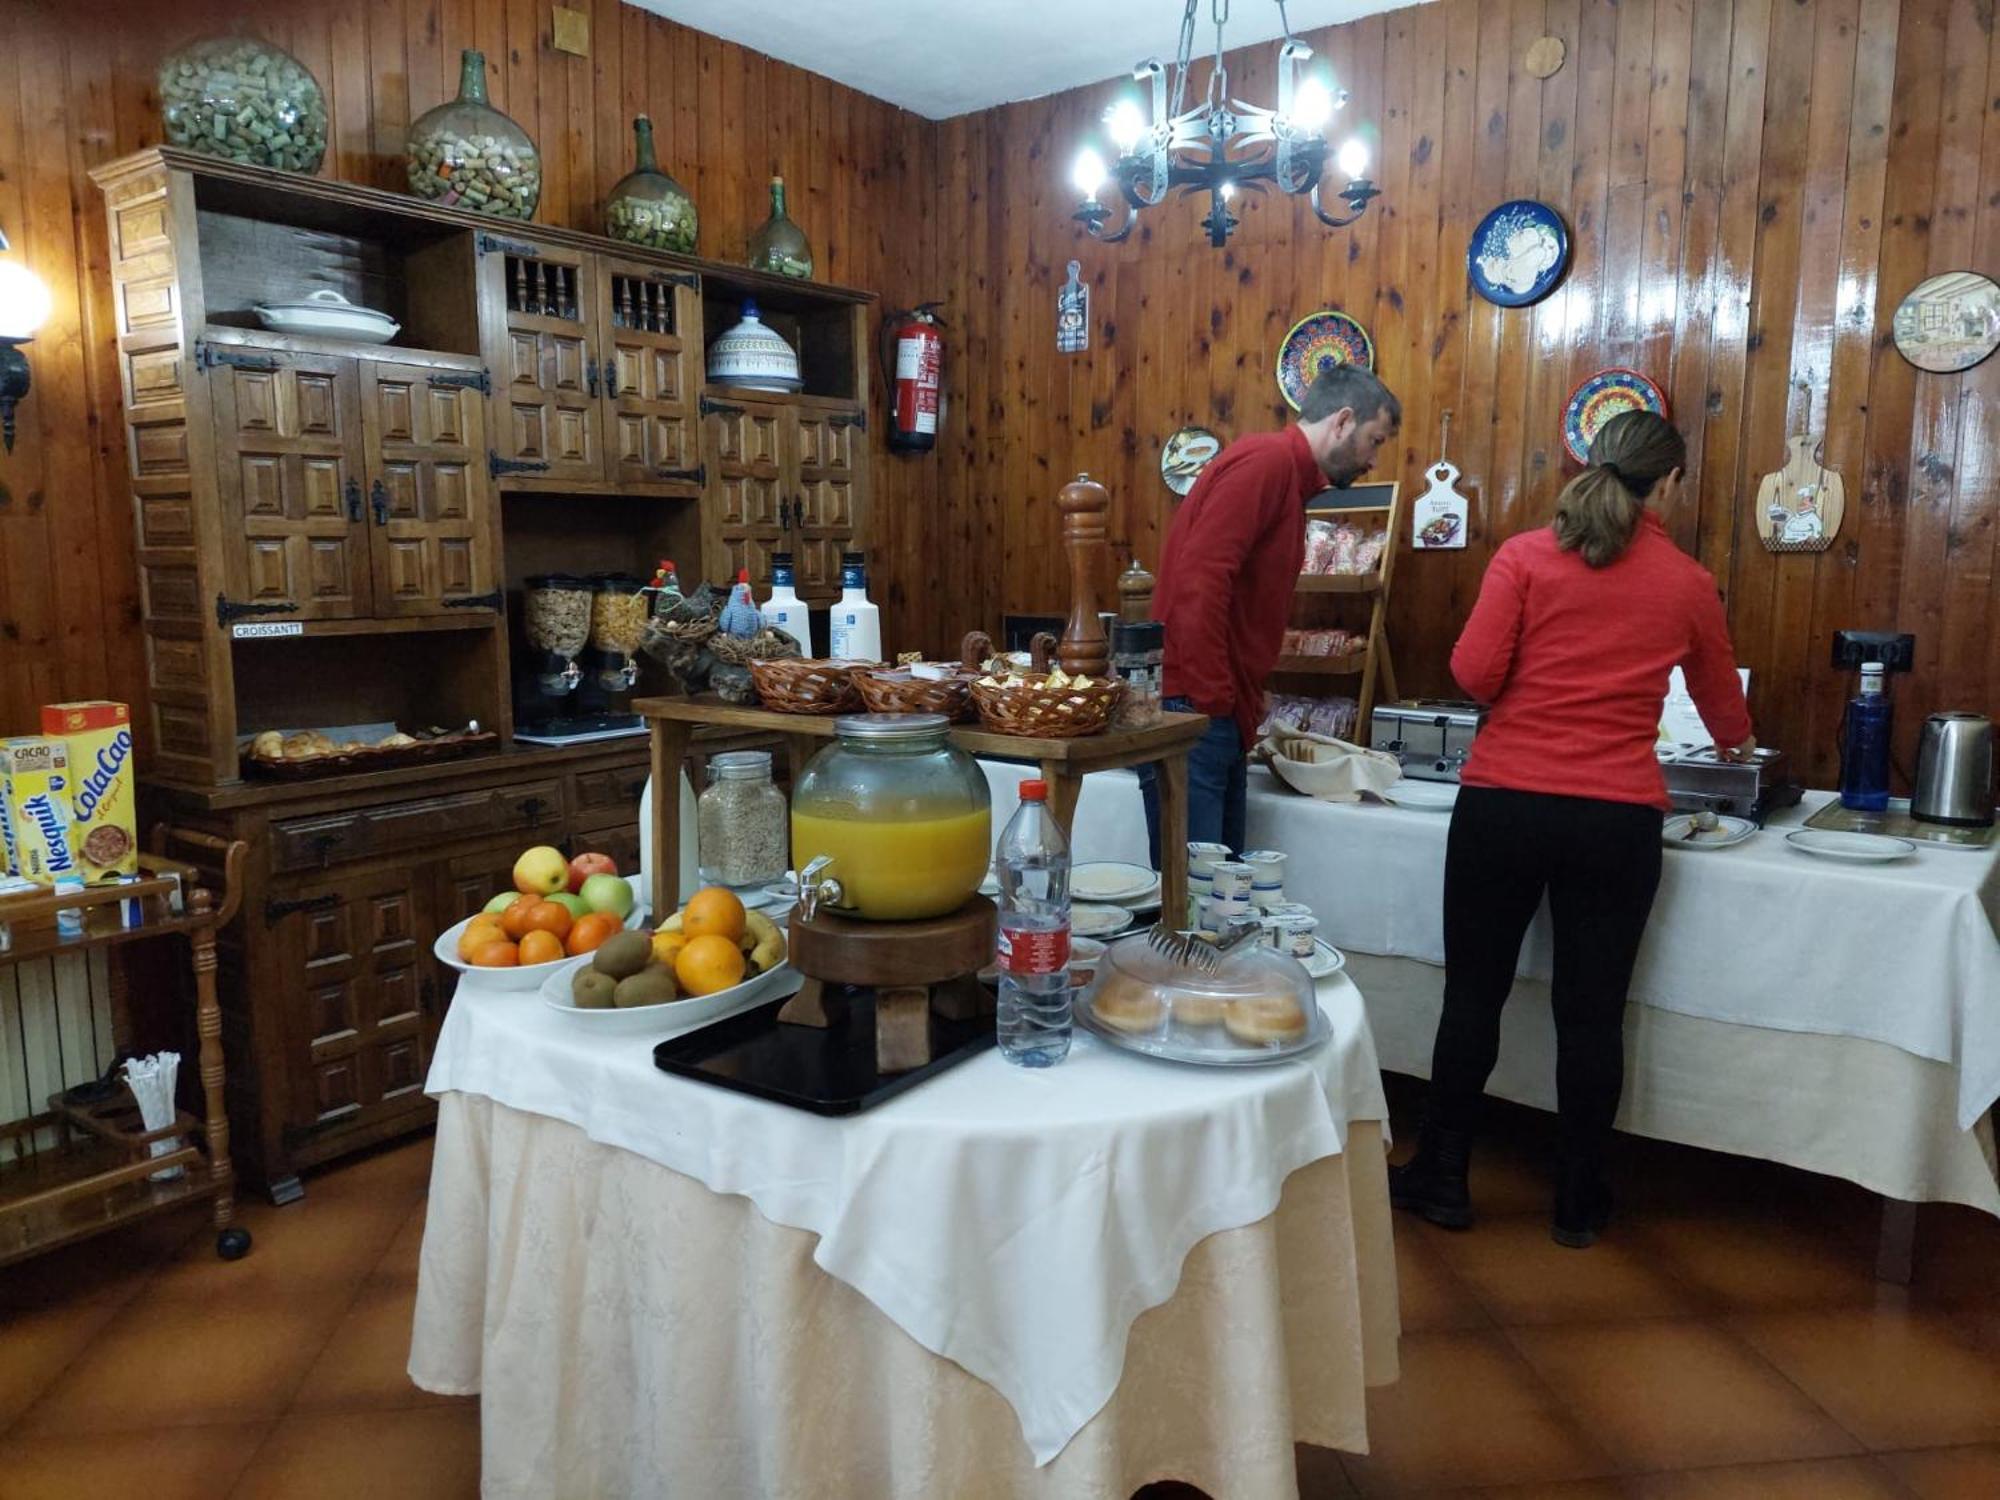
[1209,861,1255,900]
[1203,895,1253,930]
[1186,841,1232,878]
[1272,913,1319,959]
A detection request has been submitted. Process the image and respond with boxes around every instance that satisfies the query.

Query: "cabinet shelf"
[1295,572,1382,595]
[1273,652,1370,676]
[226,613,500,641]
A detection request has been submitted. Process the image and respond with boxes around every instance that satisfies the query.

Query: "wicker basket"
[970,673,1124,738]
[853,667,976,721]
[710,627,801,667]
[750,658,867,715]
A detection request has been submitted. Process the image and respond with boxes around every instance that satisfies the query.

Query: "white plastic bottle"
[827,551,883,662]
[762,552,813,655]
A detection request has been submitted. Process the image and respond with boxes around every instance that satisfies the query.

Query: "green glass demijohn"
[746,175,814,280]
[605,116,698,254]
[158,34,328,173]
[406,49,542,220]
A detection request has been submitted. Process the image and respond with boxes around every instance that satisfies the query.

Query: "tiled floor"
[1,1087,1995,1499]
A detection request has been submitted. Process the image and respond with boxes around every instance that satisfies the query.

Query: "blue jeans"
[1140,700,1247,867]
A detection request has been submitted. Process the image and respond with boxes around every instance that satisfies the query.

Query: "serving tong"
[1144,920,1261,977]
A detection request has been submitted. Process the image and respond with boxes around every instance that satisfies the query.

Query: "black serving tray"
[652,989,996,1116]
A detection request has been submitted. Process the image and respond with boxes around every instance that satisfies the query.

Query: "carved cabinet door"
[700,397,790,586]
[206,348,373,620]
[270,864,440,1142]
[477,235,604,485]
[359,361,498,615]
[597,259,703,494]
[789,408,868,601]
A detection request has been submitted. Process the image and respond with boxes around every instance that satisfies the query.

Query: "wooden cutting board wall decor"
[1755,435,1845,553]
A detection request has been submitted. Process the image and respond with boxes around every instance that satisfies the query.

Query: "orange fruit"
[470,938,520,968]
[650,929,689,967]
[674,933,746,996]
[522,900,574,939]
[499,895,539,941]
[517,929,565,966]
[682,886,747,943]
[567,912,622,956]
[458,916,506,961]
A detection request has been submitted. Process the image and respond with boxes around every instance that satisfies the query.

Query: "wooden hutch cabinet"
[91,147,876,1201]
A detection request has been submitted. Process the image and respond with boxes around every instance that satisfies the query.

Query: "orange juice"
[790,806,991,921]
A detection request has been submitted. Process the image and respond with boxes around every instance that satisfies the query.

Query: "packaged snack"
[40,702,139,882]
[0,737,79,885]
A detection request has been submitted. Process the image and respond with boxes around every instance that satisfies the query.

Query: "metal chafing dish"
[1657,743,1802,824]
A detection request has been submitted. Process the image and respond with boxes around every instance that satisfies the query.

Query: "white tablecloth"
[418,965,1389,1465]
[1254,783,2000,1133]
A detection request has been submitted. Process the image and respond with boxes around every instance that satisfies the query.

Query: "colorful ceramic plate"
[1562,368,1670,465]
[1892,271,2000,373]
[1468,200,1570,307]
[1161,426,1223,495]
[1276,310,1375,410]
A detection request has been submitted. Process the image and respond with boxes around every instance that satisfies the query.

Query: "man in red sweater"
[1143,366,1402,859]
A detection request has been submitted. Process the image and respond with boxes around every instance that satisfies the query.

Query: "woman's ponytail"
[1552,410,1687,568]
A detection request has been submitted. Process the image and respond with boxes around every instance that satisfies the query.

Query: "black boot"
[1388,1121,1474,1229]
[1551,1153,1613,1249]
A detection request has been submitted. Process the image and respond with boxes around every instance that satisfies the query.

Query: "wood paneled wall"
[929,0,2000,788]
[0,0,935,734]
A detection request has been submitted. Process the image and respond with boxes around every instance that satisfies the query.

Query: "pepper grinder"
[1117,557,1156,623]
[1058,473,1111,678]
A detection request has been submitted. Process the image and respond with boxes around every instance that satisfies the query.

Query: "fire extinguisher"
[881,303,944,454]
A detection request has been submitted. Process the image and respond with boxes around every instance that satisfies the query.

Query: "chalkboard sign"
[1305,480,1399,517]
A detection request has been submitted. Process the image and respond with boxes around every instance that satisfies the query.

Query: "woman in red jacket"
[1390,411,1754,1249]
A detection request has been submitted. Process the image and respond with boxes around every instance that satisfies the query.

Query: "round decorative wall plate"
[1892,271,2000,373]
[1562,368,1670,465]
[1161,426,1223,495]
[1275,310,1375,410]
[1468,200,1570,307]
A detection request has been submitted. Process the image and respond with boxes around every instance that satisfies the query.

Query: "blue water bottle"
[1839,661,1892,811]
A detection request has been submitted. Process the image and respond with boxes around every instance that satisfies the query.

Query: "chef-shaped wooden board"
[1755,435,1845,553]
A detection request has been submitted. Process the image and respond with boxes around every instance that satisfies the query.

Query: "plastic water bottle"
[995,779,1072,1067]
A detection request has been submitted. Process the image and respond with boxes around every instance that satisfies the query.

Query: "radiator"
[0,951,116,1159]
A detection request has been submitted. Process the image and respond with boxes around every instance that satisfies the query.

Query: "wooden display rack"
[0,831,250,1266]
[1272,483,1405,741]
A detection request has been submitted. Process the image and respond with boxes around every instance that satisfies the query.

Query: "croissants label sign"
[231,622,305,639]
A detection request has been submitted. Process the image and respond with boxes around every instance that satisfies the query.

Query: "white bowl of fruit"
[541,885,790,1027]
[434,845,649,992]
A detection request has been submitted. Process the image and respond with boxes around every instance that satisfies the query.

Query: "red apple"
[567,851,618,893]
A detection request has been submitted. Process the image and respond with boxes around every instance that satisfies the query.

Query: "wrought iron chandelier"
[1070,0,1380,248]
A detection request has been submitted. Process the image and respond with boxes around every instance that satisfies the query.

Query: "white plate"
[538,953,791,1033]
[434,874,649,992]
[1071,861,1161,904]
[1301,939,1347,980]
[1072,903,1137,938]
[1663,814,1758,850]
[1785,829,1916,864]
[1383,779,1460,812]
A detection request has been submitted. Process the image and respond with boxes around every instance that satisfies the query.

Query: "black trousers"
[1427,785,1665,1163]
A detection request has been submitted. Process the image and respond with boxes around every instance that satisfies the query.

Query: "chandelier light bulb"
[1071,147,1109,201]
[1219,180,1237,201]
[1336,137,1371,182]
[1290,78,1335,135]
[1106,98,1148,154]
[0,260,52,342]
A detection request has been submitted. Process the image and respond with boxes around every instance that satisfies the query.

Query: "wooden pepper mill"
[1058,473,1112,678]
[1117,558,1156,623]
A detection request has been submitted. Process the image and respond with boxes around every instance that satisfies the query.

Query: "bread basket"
[852,667,976,720]
[750,658,867,714]
[970,672,1124,738]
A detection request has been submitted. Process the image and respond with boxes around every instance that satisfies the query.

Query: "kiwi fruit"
[592,930,654,981]
[613,968,679,1008]
[570,969,618,1009]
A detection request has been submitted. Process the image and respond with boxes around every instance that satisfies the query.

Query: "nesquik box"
[0,737,80,885]
[39,701,139,881]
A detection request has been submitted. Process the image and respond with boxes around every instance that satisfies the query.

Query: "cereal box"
[40,701,139,882]
[0,737,79,885]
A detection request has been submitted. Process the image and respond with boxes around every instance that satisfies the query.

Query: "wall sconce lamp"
[0,226,54,453]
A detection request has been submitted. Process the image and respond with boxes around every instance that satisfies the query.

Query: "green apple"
[546,891,590,919]
[513,845,568,895]
[580,872,635,919]
[483,891,521,916]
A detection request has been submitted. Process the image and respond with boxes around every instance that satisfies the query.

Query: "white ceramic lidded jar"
[705,298,803,392]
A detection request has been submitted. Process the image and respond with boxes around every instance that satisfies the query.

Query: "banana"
[744,909,786,974]
[654,910,684,934]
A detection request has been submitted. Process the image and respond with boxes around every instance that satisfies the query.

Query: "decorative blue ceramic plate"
[1562,368,1670,465]
[1275,310,1375,410]
[1468,200,1570,308]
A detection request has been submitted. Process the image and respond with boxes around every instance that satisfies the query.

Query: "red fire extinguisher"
[882,303,944,453]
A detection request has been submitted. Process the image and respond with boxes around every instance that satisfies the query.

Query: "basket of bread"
[970,665,1123,738]
[1075,928,1327,1064]
[243,722,498,778]
[749,658,868,715]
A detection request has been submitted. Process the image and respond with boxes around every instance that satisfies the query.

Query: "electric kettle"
[1911,712,1994,827]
